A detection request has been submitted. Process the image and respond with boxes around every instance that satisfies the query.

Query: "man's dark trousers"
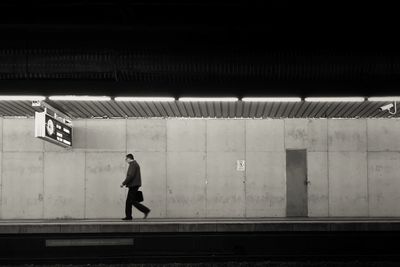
[125,186,150,218]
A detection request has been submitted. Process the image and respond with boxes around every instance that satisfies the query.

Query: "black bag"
[134,191,144,202]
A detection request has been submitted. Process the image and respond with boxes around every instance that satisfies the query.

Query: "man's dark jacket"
[122,160,142,187]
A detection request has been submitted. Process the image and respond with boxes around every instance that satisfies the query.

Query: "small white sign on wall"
[236,160,245,171]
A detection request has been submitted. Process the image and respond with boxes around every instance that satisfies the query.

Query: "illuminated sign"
[35,112,72,148]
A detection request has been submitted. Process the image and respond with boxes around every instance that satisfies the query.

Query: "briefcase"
[135,191,144,202]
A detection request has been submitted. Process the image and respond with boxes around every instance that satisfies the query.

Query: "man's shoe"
[143,210,150,219]
[122,217,132,221]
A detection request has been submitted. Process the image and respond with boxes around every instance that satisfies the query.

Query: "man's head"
[125,154,134,163]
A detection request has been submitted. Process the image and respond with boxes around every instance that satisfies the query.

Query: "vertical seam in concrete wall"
[165,119,168,218]
[244,119,247,218]
[205,119,208,218]
[283,119,287,217]
[327,119,330,217]
[125,118,128,155]
[84,119,87,219]
[0,118,3,219]
[41,122,45,219]
[366,119,370,217]
[41,124,45,219]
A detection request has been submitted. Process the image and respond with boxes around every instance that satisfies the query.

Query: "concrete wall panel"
[308,119,328,152]
[246,120,284,152]
[44,141,66,152]
[127,119,166,152]
[0,118,3,151]
[86,120,126,151]
[132,152,166,218]
[167,152,206,217]
[85,152,126,218]
[3,119,44,152]
[329,152,368,216]
[328,120,366,152]
[245,152,286,217]
[0,152,2,219]
[1,152,44,219]
[167,119,205,152]
[368,152,400,216]
[307,152,329,217]
[368,119,400,151]
[44,152,85,219]
[285,119,308,149]
[207,120,245,152]
[206,152,245,217]
[71,119,87,150]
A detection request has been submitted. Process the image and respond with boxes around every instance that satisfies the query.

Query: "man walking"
[121,154,150,220]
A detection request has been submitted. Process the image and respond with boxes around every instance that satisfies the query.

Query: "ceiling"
[0,1,399,118]
[0,100,397,119]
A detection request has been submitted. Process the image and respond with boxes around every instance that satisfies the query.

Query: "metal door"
[286,149,308,217]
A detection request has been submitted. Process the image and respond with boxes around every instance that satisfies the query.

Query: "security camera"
[379,103,394,111]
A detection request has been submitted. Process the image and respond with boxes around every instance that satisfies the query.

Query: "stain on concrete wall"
[86,120,126,151]
[329,152,368,216]
[128,119,166,152]
[307,152,328,217]
[246,120,284,152]
[134,151,166,218]
[368,152,400,216]
[85,152,126,218]
[44,152,85,219]
[206,152,245,217]
[167,152,206,217]
[285,119,309,149]
[308,119,328,152]
[246,152,286,217]
[328,119,366,152]
[368,119,400,151]
[3,119,44,152]
[1,152,44,219]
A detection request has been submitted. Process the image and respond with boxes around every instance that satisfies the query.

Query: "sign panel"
[35,112,72,148]
[236,160,245,171]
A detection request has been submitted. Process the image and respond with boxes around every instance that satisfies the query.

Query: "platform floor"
[1,217,400,233]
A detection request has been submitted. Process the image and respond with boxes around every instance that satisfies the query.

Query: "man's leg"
[132,201,150,214]
[131,186,150,218]
[124,187,134,218]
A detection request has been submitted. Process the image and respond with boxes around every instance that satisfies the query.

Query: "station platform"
[1,217,400,234]
[2,218,400,263]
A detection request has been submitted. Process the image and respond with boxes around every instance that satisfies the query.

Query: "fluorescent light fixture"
[49,96,111,101]
[179,97,238,102]
[0,95,46,101]
[114,97,175,102]
[305,97,365,102]
[242,97,301,102]
[368,96,400,101]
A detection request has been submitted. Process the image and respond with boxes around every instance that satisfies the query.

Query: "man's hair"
[126,154,134,160]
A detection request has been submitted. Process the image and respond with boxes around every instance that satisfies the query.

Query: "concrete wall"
[0,117,400,219]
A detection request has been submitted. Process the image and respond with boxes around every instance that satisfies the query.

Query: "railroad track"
[1,232,400,264]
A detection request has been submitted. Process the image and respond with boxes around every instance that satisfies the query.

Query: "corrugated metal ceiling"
[0,100,397,119]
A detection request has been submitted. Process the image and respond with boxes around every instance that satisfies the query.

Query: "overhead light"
[368,97,400,101]
[304,97,365,102]
[49,96,111,101]
[0,95,46,101]
[178,97,238,102]
[242,97,301,102]
[114,97,175,102]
